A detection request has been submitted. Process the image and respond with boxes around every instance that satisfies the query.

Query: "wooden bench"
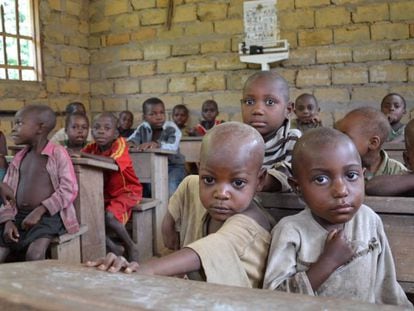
[50,224,88,264]
[258,192,414,302]
[131,198,159,262]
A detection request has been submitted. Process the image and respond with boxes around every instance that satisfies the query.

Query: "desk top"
[71,157,118,171]
[129,147,175,155]
[181,137,203,141]
[0,260,405,311]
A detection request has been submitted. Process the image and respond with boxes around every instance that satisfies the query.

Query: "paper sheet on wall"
[243,0,278,47]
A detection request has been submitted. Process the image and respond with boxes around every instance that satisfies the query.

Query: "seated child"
[82,112,143,261]
[50,101,93,144]
[381,93,407,143]
[172,104,191,137]
[127,97,185,197]
[0,130,8,181]
[62,112,89,154]
[190,100,224,136]
[241,71,301,192]
[117,110,135,138]
[263,127,412,307]
[87,122,274,288]
[0,105,79,262]
[291,93,322,133]
[335,107,407,186]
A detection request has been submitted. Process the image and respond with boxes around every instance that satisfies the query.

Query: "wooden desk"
[129,148,173,255]
[383,142,405,164]
[180,136,202,163]
[72,158,118,262]
[0,260,405,311]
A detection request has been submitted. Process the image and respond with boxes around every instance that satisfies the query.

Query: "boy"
[0,105,79,262]
[381,93,407,143]
[335,107,407,184]
[87,122,274,288]
[172,104,190,137]
[191,100,224,136]
[118,110,135,138]
[62,112,89,153]
[127,97,185,197]
[82,112,143,261]
[291,93,322,133]
[241,71,301,192]
[264,128,412,307]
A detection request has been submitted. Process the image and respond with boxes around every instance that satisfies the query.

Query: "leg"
[105,212,139,262]
[25,237,52,261]
[105,235,125,256]
[0,246,10,263]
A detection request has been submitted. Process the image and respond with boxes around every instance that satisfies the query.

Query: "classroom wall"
[0,0,413,141]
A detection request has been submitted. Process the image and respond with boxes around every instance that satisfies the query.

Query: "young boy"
[127,97,185,197]
[291,93,322,133]
[172,104,190,137]
[118,110,135,138]
[381,93,407,143]
[191,100,224,136]
[241,71,301,192]
[87,122,274,288]
[0,105,79,262]
[62,112,89,153]
[82,112,143,261]
[263,127,412,307]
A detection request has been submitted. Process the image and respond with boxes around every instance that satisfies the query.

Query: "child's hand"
[137,142,159,151]
[0,183,15,206]
[321,229,355,269]
[4,220,19,243]
[21,205,47,230]
[312,115,321,125]
[86,252,140,274]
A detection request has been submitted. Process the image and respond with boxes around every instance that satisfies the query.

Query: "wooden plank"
[383,142,405,164]
[0,260,404,311]
[180,137,202,163]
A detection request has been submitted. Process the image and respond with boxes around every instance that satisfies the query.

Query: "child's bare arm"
[161,211,180,250]
[21,205,47,230]
[0,131,7,155]
[3,220,19,243]
[260,172,283,192]
[306,229,354,291]
[0,183,15,204]
[80,151,115,164]
[365,174,414,196]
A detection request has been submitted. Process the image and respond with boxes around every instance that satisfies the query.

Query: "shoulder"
[164,121,180,131]
[352,204,382,225]
[271,209,312,238]
[220,214,271,244]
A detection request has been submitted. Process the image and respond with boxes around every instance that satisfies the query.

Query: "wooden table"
[0,260,405,311]
[180,136,202,163]
[72,158,118,262]
[129,148,174,255]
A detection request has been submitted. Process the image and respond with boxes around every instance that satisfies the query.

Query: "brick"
[297,68,331,87]
[131,28,157,41]
[390,2,414,21]
[334,25,370,44]
[60,80,81,94]
[0,99,24,111]
[157,58,185,74]
[391,42,414,60]
[68,66,89,79]
[279,10,314,30]
[168,77,195,93]
[119,47,144,61]
[332,67,368,85]
[228,2,243,19]
[216,54,246,70]
[105,0,129,16]
[369,64,407,83]
[61,48,80,64]
[91,81,113,96]
[298,29,333,47]
[213,92,241,109]
[48,0,62,11]
[113,14,140,31]
[280,31,298,49]
[277,0,294,10]
[351,87,388,104]
[314,88,350,103]
[371,23,409,41]
[315,7,350,28]
[158,95,182,110]
[409,67,414,82]
[275,69,297,86]
[158,26,184,40]
[90,21,111,33]
[226,74,251,91]
[184,94,212,111]
[106,33,130,46]
[66,1,82,16]
[391,85,414,102]
[197,3,228,21]
[201,39,230,54]
[186,58,215,72]
[46,78,59,93]
[141,77,168,93]
[286,49,316,66]
[90,99,104,112]
[196,74,226,91]
[174,5,197,23]
[143,44,171,60]
[353,45,390,62]
[295,0,330,8]
[172,43,199,56]
[115,79,139,94]
[352,3,389,23]
[140,9,166,25]
[104,98,127,111]
[214,20,243,35]
[317,47,352,64]
[103,65,129,79]
[184,22,214,36]
[130,62,156,77]
[131,0,156,10]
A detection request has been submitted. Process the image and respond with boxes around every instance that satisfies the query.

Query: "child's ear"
[368,135,381,150]
[288,177,300,195]
[286,101,294,116]
[256,167,267,192]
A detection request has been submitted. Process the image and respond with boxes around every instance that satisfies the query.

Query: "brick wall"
[1,0,413,144]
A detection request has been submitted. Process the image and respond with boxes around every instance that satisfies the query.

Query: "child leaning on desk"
[263,127,412,307]
[87,122,275,289]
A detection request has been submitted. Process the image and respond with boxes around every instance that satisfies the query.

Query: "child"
[241,71,301,192]
[87,122,274,288]
[404,118,414,171]
[62,112,89,154]
[336,107,407,183]
[263,127,412,307]
[190,100,224,136]
[381,93,407,143]
[291,93,322,133]
[172,104,190,137]
[118,110,135,138]
[81,112,143,261]
[50,101,93,144]
[0,130,8,181]
[0,105,79,262]
[127,97,185,197]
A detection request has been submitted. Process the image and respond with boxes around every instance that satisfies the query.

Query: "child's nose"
[214,185,230,200]
[331,179,348,197]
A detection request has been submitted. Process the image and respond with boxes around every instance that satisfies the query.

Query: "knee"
[26,247,46,261]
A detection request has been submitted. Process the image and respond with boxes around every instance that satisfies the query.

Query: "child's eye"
[346,171,360,181]
[264,98,277,106]
[313,175,329,185]
[202,176,215,185]
[232,179,246,189]
[241,98,255,105]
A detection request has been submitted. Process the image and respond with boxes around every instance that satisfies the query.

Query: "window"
[0,0,41,81]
